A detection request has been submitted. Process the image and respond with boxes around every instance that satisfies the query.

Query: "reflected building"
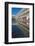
[16,8,29,31]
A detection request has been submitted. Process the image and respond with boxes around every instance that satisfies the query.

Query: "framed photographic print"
[5,2,34,44]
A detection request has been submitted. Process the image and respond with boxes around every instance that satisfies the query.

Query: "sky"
[12,8,22,16]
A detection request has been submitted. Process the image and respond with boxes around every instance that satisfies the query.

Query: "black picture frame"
[5,2,34,44]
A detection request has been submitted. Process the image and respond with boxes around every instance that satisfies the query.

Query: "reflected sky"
[12,8,22,16]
